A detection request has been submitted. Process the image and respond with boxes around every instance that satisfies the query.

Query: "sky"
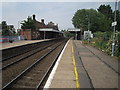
[1,0,119,31]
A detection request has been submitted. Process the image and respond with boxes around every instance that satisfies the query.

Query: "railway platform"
[44,39,119,89]
[44,39,76,88]
[0,39,50,50]
[1,38,119,89]
[73,40,118,88]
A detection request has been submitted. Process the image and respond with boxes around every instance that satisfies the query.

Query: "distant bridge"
[67,28,81,40]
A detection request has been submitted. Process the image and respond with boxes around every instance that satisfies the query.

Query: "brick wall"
[19,29,31,40]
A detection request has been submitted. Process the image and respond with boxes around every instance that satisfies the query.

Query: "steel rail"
[2,40,65,90]
[1,43,54,70]
[1,44,41,61]
[1,39,58,61]
[35,41,66,90]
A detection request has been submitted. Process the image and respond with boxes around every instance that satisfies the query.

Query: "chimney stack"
[33,14,36,20]
[41,19,44,24]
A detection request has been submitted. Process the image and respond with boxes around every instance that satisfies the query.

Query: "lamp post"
[111,0,117,56]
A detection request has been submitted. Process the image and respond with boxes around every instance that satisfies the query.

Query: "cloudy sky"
[1,0,118,30]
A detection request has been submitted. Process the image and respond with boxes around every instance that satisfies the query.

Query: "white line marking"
[43,40,69,89]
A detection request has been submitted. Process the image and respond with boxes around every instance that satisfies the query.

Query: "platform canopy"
[67,28,80,32]
[39,28,63,33]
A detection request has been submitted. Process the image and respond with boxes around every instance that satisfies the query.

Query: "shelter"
[67,28,81,40]
[39,28,63,39]
[19,14,63,40]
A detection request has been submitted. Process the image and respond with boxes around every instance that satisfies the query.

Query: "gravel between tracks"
[11,41,65,88]
[2,40,64,88]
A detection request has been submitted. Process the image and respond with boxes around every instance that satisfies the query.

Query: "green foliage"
[72,4,120,33]
[1,21,9,36]
[90,32,110,50]
[114,32,120,56]
[90,31,120,57]
[82,40,88,44]
[2,29,11,36]
[106,36,112,55]
[98,5,120,32]
[21,16,35,30]
[1,21,16,36]
[64,31,74,38]
[2,21,7,30]
[117,32,120,56]
[114,10,120,31]
[72,9,112,32]
[97,4,113,20]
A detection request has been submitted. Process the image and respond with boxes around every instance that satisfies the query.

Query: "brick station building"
[19,14,63,40]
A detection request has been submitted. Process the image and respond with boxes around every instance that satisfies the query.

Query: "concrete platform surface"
[2,39,118,89]
[45,40,76,88]
[45,39,119,89]
[0,39,50,50]
[73,40,118,88]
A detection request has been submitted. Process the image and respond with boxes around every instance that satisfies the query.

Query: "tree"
[64,31,74,38]
[72,9,111,32]
[2,22,10,36]
[2,21,7,30]
[21,16,35,30]
[97,5,113,20]
[98,4,120,31]
[114,10,120,31]
[1,21,15,36]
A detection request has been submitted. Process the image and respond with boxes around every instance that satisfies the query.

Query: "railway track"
[1,39,60,61]
[1,40,59,69]
[2,38,68,89]
[1,39,62,62]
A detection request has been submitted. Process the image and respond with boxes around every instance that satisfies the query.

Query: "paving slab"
[86,45,118,73]
[73,40,93,88]
[73,40,118,88]
[49,40,76,88]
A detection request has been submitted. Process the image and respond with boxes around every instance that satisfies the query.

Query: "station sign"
[84,31,93,40]
[112,21,117,26]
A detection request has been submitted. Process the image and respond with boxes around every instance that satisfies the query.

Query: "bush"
[82,40,88,44]
[90,31,120,57]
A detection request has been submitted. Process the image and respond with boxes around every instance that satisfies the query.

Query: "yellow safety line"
[72,45,80,89]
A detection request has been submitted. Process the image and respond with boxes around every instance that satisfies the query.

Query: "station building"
[19,14,63,40]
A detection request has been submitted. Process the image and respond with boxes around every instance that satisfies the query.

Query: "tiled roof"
[32,15,58,30]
